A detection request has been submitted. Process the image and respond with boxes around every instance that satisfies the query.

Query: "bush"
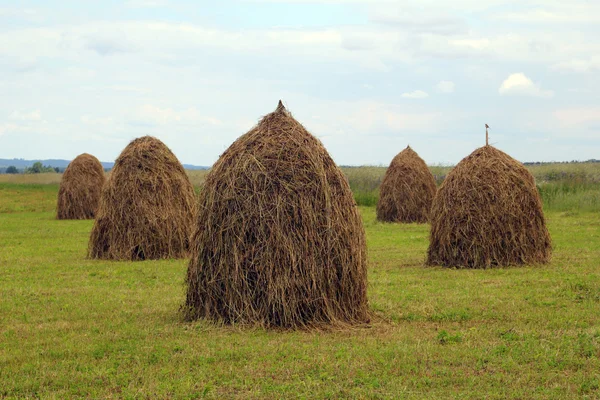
[25,162,57,174]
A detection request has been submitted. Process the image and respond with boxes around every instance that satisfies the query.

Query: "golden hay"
[56,153,106,220]
[376,146,436,223]
[427,145,551,268]
[88,136,196,261]
[184,101,369,328]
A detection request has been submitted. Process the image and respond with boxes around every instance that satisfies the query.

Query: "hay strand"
[376,146,436,223]
[184,101,369,328]
[57,153,106,220]
[88,136,196,261]
[427,145,551,268]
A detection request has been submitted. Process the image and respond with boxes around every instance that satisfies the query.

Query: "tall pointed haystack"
[88,136,196,261]
[56,153,106,220]
[376,146,436,223]
[427,145,551,268]
[184,101,369,328]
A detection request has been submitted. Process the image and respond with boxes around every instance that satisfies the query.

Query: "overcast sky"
[1,0,599,166]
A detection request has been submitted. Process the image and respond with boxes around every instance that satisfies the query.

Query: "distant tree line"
[0,162,63,174]
[523,159,600,165]
[25,162,60,173]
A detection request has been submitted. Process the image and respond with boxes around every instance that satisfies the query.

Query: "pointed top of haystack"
[274,99,289,116]
[401,145,418,156]
[391,145,421,164]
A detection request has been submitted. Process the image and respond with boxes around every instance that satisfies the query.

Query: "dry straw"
[427,145,551,268]
[184,101,369,328]
[88,136,196,261]
[377,146,437,223]
[56,153,106,220]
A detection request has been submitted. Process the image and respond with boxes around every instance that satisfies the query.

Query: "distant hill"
[0,158,210,171]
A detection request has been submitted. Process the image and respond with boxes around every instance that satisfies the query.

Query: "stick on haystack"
[376,146,437,223]
[184,100,369,328]
[427,145,551,268]
[88,136,196,261]
[57,153,106,220]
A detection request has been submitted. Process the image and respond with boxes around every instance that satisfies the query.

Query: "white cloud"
[498,73,554,98]
[125,0,168,7]
[80,115,114,126]
[9,110,41,121]
[0,7,45,22]
[436,80,455,93]
[550,107,600,139]
[132,105,221,127]
[554,107,600,126]
[308,99,444,136]
[552,57,600,73]
[495,5,600,24]
[371,13,468,36]
[448,38,490,50]
[0,17,597,74]
[0,122,32,137]
[401,90,428,99]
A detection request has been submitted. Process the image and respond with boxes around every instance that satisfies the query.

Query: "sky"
[0,0,599,166]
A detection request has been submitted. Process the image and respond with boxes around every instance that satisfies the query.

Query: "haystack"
[427,145,551,268]
[57,153,106,220]
[376,146,436,223]
[88,136,196,261]
[184,101,369,328]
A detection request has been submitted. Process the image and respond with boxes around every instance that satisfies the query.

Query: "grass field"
[1,172,600,398]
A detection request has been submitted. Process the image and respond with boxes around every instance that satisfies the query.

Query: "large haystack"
[88,136,196,261]
[56,153,106,220]
[376,146,436,223]
[427,145,551,268]
[184,101,369,328]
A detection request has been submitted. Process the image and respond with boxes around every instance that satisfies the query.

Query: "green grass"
[1,183,600,398]
[0,183,59,213]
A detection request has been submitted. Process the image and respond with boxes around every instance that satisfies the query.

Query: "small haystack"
[184,101,369,328]
[57,153,106,220]
[88,136,196,261]
[376,146,436,223]
[427,145,551,268]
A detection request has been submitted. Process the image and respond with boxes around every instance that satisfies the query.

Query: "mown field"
[1,165,600,399]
